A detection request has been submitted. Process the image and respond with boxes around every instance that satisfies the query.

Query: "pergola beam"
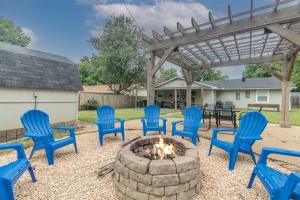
[188,54,283,69]
[266,24,300,46]
[260,63,283,81]
[148,5,300,51]
[152,46,176,76]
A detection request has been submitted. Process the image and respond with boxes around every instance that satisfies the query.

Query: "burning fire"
[153,135,176,159]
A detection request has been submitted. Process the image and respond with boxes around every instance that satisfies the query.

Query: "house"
[154,76,295,110]
[0,42,82,138]
[79,84,147,109]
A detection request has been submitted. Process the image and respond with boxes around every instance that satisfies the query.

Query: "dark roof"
[292,92,300,97]
[200,77,295,90]
[0,42,82,91]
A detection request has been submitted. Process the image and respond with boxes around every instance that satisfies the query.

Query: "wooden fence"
[291,96,300,108]
[79,93,139,109]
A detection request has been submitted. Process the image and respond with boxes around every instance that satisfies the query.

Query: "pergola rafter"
[143,0,300,128]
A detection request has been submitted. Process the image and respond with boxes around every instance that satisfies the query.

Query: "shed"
[0,42,82,137]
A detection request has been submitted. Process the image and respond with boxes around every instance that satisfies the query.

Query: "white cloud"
[91,1,211,35]
[21,27,38,44]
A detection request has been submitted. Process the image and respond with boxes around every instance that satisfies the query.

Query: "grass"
[165,109,300,126]
[78,108,178,123]
[0,131,71,156]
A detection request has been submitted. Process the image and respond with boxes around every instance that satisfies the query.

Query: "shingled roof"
[155,76,295,90]
[0,42,82,91]
[200,77,295,90]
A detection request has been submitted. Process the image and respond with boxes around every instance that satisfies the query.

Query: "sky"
[0,0,275,79]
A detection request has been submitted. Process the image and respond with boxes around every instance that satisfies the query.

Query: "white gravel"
[0,119,292,200]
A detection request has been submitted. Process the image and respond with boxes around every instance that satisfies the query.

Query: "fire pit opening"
[114,136,201,200]
[130,135,185,160]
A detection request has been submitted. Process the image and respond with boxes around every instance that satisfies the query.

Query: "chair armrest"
[213,128,237,133]
[52,126,75,138]
[258,147,300,165]
[172,120,184,125]
[160,117,167,121]
[0,143,26,159]
[212,128,237,140]
[115,118,125,123]
[238,136,262,140]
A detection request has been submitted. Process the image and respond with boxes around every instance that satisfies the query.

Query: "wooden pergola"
[143,0,300,128]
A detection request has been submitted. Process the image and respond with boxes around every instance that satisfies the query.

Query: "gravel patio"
[0,119,295,200]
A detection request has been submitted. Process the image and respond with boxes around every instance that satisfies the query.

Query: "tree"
[156,67,177,83]
[0,16,31,47]
[191,68,228,81]
[87,15,146,94]
[77,56,95,85]
[243,53,300,91]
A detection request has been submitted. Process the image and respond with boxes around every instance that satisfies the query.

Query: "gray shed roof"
[0,42,82,91]
[200,77,295,90]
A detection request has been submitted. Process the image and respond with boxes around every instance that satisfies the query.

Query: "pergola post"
[147,51,155,105]
[280,51,297,128]
[147,47,176,106]
[174,89,177,110]
[182,69,193,107]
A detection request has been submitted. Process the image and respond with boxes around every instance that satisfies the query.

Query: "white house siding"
[203,90,216,105]
[215,89,285,110]
[0,87,78,131]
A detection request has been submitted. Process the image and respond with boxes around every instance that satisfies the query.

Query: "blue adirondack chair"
[247,147,300,200]
[172,106,203,145]
[208,111,268,170]
[96,105,125,146]
[141,105,167,136]
[0,143,36,200]
[21,109,78,165]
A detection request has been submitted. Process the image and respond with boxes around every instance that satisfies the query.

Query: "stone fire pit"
[114,135,201,200]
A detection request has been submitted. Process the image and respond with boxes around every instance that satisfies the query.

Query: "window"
[245,91,251,99]
[256,90,269,103]
[236,92,240,100]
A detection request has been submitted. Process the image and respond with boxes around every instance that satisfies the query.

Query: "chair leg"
[247,172,256,188]
[228,152,238,171]
[99,134,104,146]
[28,166,37,182]
[143,130,147,136]
[208,143,213,156]
[121,131,125,142]
[0,182,14,200]
[45,148,54,165]
[249,151,256,164]
[192,136,197,145]
[29,147,36,159]
[159,131,161,134]
[74,142,78,153]
[115,133,117,137]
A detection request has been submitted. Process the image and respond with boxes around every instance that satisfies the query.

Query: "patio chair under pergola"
[143,0,300,128]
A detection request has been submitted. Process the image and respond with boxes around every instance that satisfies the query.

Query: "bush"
[81,98,99,110]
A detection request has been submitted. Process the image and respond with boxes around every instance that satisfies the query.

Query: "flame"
[153,135,176,159]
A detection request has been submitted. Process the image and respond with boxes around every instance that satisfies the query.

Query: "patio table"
[215,108,240,129]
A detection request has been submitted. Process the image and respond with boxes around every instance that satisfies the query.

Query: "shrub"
[81,98,99,110]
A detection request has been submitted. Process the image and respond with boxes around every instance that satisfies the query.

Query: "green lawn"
[165,109,300,126]
[78,108,178,123]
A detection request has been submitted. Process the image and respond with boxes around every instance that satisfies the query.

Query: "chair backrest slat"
[21,110,53,145]
[183,107,203,132]
[96,105,115,129]
[144,105,160,127]
[235,112,268,149]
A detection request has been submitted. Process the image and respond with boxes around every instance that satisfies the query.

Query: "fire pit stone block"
[173,156,198,173]
[152,174,180,187]
[149,159,176,175]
